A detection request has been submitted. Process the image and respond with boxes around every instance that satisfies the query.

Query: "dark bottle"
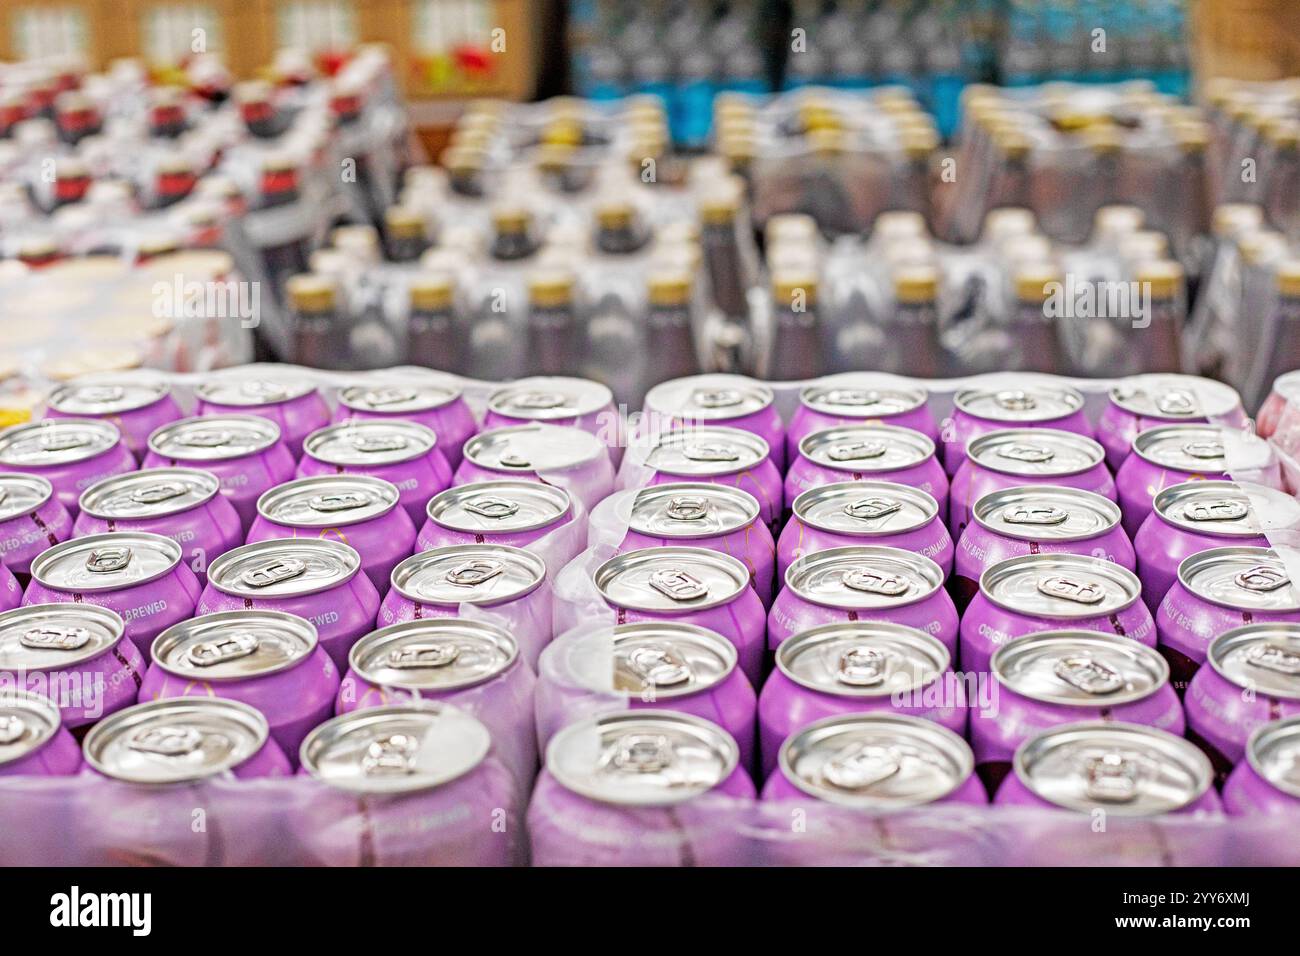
[152,157,198,210]
[236,81,285,139]
[594,199,648,256]
[286,274,342,369]
[525,269,580,376]
[643,270,699,388]
[148,88,188,139]
[54,91,101,146]
[490,206,541,262]
[406,272,464,372]
[384,206,432,263]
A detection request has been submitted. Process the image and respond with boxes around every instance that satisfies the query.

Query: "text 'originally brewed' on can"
[0,419,135,521]
[785,424,950,516]
[334,380,477,471]
[943,383,1091,477]
[194,376,330,460]
[0,474,72,581]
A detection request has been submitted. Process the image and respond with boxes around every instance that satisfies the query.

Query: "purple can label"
[195,376,330,459]
[1115,424,1233,537]
[943,383,1090,476]
[335,380,476,470]
[1223,716,1300,818]
[0,689,83,776]
[0,474,73,579]
[0,419,135,520]
[1097,375,1242,470]
[45,380,183,459]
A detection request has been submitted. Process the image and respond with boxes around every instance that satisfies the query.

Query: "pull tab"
[464,495,520,519]
[1184,498,1249,522]
[308,491,371,513]
[1156,389,1197,416]
[444,559,505,587]
[362,386,416,407]
[129,481,187,505]
[608,732,674,773]
[683,442,739,463]
[513,391,566,410]
[1053,654,1124,694]
[827,440,887,462]
[1036,575,1105,604]
[186,632,260,667]
[822,742,902,790]
[498,447,531,468]
[74,385,126,404]
[240,380,288,401]
[1245,642,1300,676]
[1083,751,1139,803]
[0,715,25,745]
[0,489,7,508]
[240,557,307,589]
[361,733,418,776]
[692,388,742,409]
[626,644,693,686]
[388,642,461,669]
[177,428,234,448]
[665,495,709,521]
[842,496,902,521]
[129,724,203,758]
[994,389,1037,411]
[1002,504,1069,525]
[836,645,893,686]
[351,433,409,453]
[20,625,91,651]
[1235,565,1290,592]
[39,431,91,452]
[85,546,132,574]
[648,567,709,602]
[996,442,1055,463]
[1180,441,1224,460]
[822,388,882,407]
[842,566,911,596]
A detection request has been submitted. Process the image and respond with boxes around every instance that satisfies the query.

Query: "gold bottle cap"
[409,273,455,310]
[1119,230,1169,262]
[982,207,1037,241]
[1238,230,1287,264]
[1212,203,1263,238]
[995,130,1032,158]
[647,271,693,306]
[1276,259,1300,297]
[492,205,532,232]
[596,200,636,230]
[1265,118,1300,148]
[450,125,493,149]
[528,269,576,307]
[1015,265,1062,302]
[385,206,426,238]
[442,144,486,173]
[540,118,583,148]
[700,190,741,226]
[807,127,849,155]
[287,274,336,312]
[1173,120,1210,152]
[900,127,939,157]
[893,265,940,303]
[1094,204,1144,237]
[772,273,818,306]
[534,142,576,171]
[1137,259,1184,298]
[1082,124,1123,153]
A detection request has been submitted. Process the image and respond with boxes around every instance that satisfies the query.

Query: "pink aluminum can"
[615,483,776,607]
[0,689,83,776]
[1134,480,1270,615]
[1097,374,1246,471]
[641,374,786,473]
[943,382,1091,477]
[380,544,552,670]
[24,531,201,659]
[1223,717,1300,819]
[0,603,142,730]
[333,380,477,471]
[297,419,452,527]
[419,479,574,553]
[194,375,330,460]
[779,481,953,583]
[758,621,965,779]
[456,424,614,514]
[1186,623,1300,785]
[248,474,416,592]
[593,546,766,688]
[770,546,958,657]
[484,376,619,463]
[786,376,939,464]
[1155,546,1300,693]
[528,710,756,867]
[144,414,296,531]
[140,609,340,765]
[0,419,135,521]
[0,474,72,582]
[74,468,242,585]
[1114,424,1236,538]
[0,559,20,614]
[949,428,1114,541]
[199,538,380,672]
[784,424,949,516]
[953,485,1133,611]
[961,553,1154,676]
[44,380,183,460]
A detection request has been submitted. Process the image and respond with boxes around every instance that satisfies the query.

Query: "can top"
[0,418,122,467]
[798,424,935,474]
[778,713,974,808]
[554,621,740,699]
[645,374,775,421]
[196,376,317,407]
[595,546,749,612]
[980,553,1141,618]
[79,467,221,521]
[643,425,769,477]
[993,630,1168,706]
[47,380,170,416]
[151,609,318,681]
[487,376,613,421]
[798,379,928,419]
[337,381,462,414]
[786,546,944,610]
[303,420,437,467]
[0,690,63,767]
[1208,623,1300,700]
[954,385,1084,423]
[149,414,281,461]
[777,621,949,699]
[350,618,518,692]
[0,473,55,522]
[1131,424,1228,472]
[627,482,759,538]
[391,544,546,607]
[1154,480,1260,537]
[427,480,572,535]
[1247,715,1300,799]
[463,424,606,473]
[206,538,362,598]
[31,531,182,593]
[1177,547,1300,612]
[966,428,1105,477]
[974,485,1121,542]
[0,603,125,671]
[1108,374,1240,421]
[793,480,938,537]
[257,474,400,528]
[301,705,489,793]
[546,710,739,806]
[1013,721,1213,815]
[83,698,272,785]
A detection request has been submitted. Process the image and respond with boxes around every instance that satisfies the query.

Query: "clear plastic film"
[534,622,630,757]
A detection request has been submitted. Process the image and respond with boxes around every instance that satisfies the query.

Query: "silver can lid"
[303,420,436,467]
[974,485,1121,542]
[1131,424,1228,472]
[31,531,182,593]
[993,630,1169,706]
[256,474,400,528]
[0,603,125,671]
[979,553,1141,618]
[610,622,737,698]
[1154,480,1259,537]
[148,414,281,461]
[0,473,55,522]
[785,546,944,610]
[390,544,546,607]
[798,380,928,419]
[595,546,749,612]
[1109,374,1240,420]
[967,428,1105,477]
[0,690,64,767]
[792,480,938,537]
[0,418,123,467]
[84,698,272,785]
[463,424,606,472]
[954,385,1085,423]
[488,376,612,420]
[642,425,769,477]
[1013,721,1213,815]
[79,467,221,520]
[349,618,519,692]
[151,610,318,681]
[338,381,461,414]
[546,710,740,806]
[778,713,975,808]
[300,704,490,793]
[206,538,362,598]
[196,376,317,407]
[1177,546,1300,612]
[1208,623,1300,700]
[426,480,572,535]
[777,621,949,698]
[798,424,936,474]
[627,482,760,538]
[645,374,774,421]
[48,380,171,416]
[1246,715,1300,799]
